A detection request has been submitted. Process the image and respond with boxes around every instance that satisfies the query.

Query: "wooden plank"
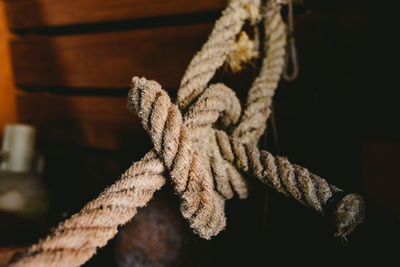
[4,0,227,29]
[10,23,212,89]
[16,91,146,150]
[10,10,364,90]
[0,2,16,133]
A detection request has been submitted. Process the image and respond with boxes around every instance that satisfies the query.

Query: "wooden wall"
[2,0,226,150]
[0,1,16,134]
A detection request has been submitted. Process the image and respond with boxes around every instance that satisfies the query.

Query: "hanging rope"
[8,1,365,266]
[282,0,299,81]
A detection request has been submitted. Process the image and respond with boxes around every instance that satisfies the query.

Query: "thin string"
[282,0,299,81]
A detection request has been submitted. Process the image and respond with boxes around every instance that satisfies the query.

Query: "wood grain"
[10,10,365,151]
[0,2,16,133]
[10,23,212,89]
[9,10,364,91]
[16,91,145,150]
[4,0,226,29]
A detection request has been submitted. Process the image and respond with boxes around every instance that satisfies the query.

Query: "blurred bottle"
[0,123,47,218]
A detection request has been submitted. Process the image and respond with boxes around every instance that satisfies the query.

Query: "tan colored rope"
[128,77,226,239]
[214,130,365,237]
[10,152,165,267]
[174,0,287,199]
[9,1,262,265]
[8,1,365,266]
[177,0,261,110]
[233,0,287,144]
[131,75,365,238]
[183,83,247,199]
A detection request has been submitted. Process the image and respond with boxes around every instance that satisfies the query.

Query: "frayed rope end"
[227,31,258,73]
[333,193,365,239]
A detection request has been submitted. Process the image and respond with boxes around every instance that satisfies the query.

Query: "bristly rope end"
[333,193,365,240]
[128,76,162,114]
[244,0,262,24]
[128,76,146,114]
[226,31,258,73]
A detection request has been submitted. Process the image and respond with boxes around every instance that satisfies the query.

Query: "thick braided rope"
[8,1,262,266]
[129,77,365,238]
[214,130,365,237]
[10,152,165,267]
[175,0,364,236]
[183,83,248,199]
[128,77,226,239]
[233,0,286,144]
[177,0,261,110]
[178,1,286,199]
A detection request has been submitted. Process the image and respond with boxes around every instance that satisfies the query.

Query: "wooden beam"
[10,23,213,89]
[0,1,16,135]
[16,91,144,150]
[4,0,227,29]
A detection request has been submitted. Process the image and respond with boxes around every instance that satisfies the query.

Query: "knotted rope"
[9,1,365,266]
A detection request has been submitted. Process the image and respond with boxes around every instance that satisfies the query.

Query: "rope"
[128,77,226,239]
[10,152,165,267]
[215,130,365,237]
[282,0,299,81]
[233,0,287,144]
[9,1,365,266]
[177,0,261,110]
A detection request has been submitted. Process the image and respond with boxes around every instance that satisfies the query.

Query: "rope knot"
[128,0,366,240]
[129,77,226,239]
[9,1,366,266]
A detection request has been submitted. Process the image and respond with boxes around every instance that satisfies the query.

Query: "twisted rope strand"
[177,0,261,110]
[182,83,248,199]
[128,77,226,239]
[233,0,286,144]
[10,152,165,267]
[214,130,365,237]
[177,0,288,200]
[184,83,242,139]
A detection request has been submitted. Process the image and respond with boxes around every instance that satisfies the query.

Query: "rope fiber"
[9,1,365,266]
